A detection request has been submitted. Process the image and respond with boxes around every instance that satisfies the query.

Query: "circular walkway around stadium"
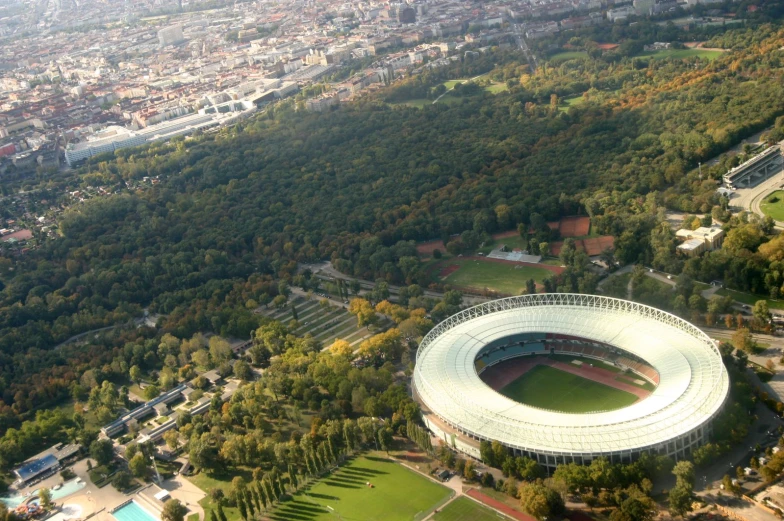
[413,294,730,461]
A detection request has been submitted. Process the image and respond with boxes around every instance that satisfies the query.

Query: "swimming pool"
[0,478,86,508]
[112,501,160,521]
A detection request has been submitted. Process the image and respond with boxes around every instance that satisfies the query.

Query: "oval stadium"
[413,294,730,469]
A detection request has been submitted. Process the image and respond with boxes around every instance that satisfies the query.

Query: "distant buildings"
[65,100,256,166]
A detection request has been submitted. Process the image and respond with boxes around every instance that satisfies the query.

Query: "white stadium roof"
[413,294,729,456]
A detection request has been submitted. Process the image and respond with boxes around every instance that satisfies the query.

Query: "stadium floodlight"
[413,294,729,468]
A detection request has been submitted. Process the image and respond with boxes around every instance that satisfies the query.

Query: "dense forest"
[1,18,784,479]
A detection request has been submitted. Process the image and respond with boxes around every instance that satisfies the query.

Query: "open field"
[433,497,509,521]
[549,51,588,62]
[640,48,723,60]
[499,365,638,413]
[272,455,452,521]
[485,83,509,94]
[190,467,255,521]
[431,258,555,294]
[760,190,784,221]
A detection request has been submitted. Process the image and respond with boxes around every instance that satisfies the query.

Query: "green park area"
[433,497,508,521]
[641,48,723,60]
[715,288,784,310]
[272,455,452,521]
[761,191,784,221]
[549,50,589,62]
[499,365,638,413]
[432,258,554,295]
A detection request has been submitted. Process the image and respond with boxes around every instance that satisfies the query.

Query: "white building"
[158,25,185,47]
[676,225,725,256]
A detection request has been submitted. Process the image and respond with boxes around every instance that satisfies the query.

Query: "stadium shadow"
[323,480,360,489]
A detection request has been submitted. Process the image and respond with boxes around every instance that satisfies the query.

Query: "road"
[510,21,537,72]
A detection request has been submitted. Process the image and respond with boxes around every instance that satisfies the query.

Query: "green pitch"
[761,190,784,221]
[433,497,510,521]
[435,258,553,295]
[499,365,638,413]
[272,455,452,521]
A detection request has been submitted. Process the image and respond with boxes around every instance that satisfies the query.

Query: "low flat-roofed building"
[676,225,725,253]
[677,238,705,256]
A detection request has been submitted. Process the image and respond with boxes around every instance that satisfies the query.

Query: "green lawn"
[272,455,452,521]
[434,258,553,295]
[189,467,255,521]
[499,365,639,413]
[443,78,473,89]
[484,83,508,94]
[433,497,509,521]
[716,288,784,310]
[549,51,588,62]
[640,48,723,60]
[760,190,784,221]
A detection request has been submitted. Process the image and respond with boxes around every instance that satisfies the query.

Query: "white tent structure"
[413,294,729,468]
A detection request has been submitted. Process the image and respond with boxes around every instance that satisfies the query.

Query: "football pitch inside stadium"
[499,365,638,413]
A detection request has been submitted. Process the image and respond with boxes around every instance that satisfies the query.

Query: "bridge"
[723,145,783,188]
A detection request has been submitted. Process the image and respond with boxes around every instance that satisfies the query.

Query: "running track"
[466,488,537,521]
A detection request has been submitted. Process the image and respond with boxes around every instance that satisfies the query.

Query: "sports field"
[433,258,554,295]
[499,365,638,413]
[761,190,784,221]
[433,497,509,521]
[272,455,452,521]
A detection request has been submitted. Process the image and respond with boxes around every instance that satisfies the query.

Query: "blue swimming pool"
[112,501,160,521]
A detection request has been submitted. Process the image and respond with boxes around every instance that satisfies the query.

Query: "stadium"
[413,294,730,469]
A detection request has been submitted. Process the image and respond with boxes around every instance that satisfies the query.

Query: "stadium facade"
[413,294,729,469]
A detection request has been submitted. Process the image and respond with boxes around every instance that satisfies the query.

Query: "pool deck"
[10,458,204,521]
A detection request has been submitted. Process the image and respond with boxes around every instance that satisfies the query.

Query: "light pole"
[150,455,162,483]
[326,505,344,521]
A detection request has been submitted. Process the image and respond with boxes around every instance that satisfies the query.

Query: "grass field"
[273,455,452,521]
[484,83,508,94]
[190,467,255,521]
[761,190,784,221]
[434,258,553,294]
[549,51,588,62]
[433,497,508,521]
[500,365,638,413]
[640,48,723,60]
[716,288,784,310]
